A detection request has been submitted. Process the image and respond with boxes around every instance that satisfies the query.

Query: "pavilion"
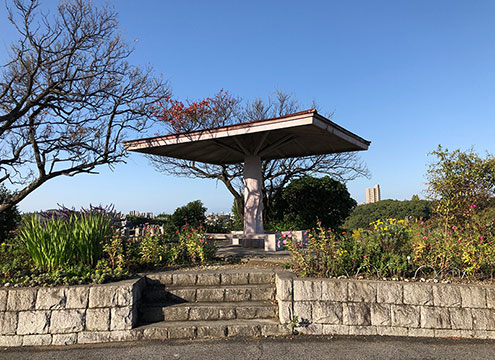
[124,109,370,249]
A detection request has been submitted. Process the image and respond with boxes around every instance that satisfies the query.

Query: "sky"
[1,0,495,215]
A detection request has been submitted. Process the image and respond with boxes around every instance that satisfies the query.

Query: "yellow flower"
[1,243,5,246]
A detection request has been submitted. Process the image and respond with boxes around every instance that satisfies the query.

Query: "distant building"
[366,184,381,204]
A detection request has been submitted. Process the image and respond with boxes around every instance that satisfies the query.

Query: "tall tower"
[365,184,381,204]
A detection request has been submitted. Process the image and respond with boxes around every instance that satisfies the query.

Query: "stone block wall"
[0,277,144,346]
[276,272,495,339]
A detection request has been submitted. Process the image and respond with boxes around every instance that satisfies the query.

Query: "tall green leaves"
[16,212,113,271]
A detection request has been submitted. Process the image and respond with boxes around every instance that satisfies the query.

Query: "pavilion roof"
[123,109,370,165]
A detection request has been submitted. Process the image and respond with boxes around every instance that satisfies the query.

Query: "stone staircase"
[136,269,286,340]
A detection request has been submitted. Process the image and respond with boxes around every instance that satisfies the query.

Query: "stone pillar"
[243,155,264,235]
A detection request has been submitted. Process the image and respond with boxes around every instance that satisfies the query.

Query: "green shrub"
[268,176,356,231]
[176,224,216,264]
[343,199,432,230]
[0,185,20,240]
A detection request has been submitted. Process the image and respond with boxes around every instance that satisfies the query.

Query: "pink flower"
[422,236,428,240]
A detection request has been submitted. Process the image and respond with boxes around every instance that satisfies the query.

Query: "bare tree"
[0,0,170,213]
[149,91,370,220]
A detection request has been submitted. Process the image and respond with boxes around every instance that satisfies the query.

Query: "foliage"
[286,219,414,278]
[175,225,216,264]
[343,199,432,230]
[170,200,207,230]
[149,91,369,221]
[0,185,20,240]
[412,205,495,277]
[16,210,113,271]
[268,175,356,230]
[426,146,495,228]
[0,0,169,214]
[205,214,239,233]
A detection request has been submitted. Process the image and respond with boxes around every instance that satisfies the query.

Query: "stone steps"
[137,318,287,340]
[138,269,282,340]
[140,301,278,323]
[143,284,276,303]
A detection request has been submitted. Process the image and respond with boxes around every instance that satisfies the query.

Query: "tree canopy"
[268,175,357,230]
[343,199,432,230]
[0,0,169,213]
[149,91,370,220]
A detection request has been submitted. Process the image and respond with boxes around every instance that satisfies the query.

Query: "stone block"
[0,312,17,335]
[66,286,89,309]
[219,307,236,320]
[162,306,190,321]
[197,288,224,302]
[294,301,312,324]
[0,335,22,347]
[421,307,451,329]
[236,305,276,319]
[221,272,249,285]
[297,323,323,335]
[49,310,85,334]
[145,273,173,286]
[472,330,495,340]
[460,285,486,308]
[22,334,52,346]
[189,307,219,321]
[449,308,473,330]
[278,301,293,324]
[172,273,197,286]
[435,329,473,339]
[472,308,495,330]
[52,333,77,346]
[110,329,143,342]
[322,324,350,335]
[294,279,321,301]
[17,311,50,335]
[115,285,134,307]
[196,273,220,286]
[7,288,37,311]
[249,271,274,284]
[36,287,66,310]
[142,327,167,340]
[275,273,293,301]
[168,326,196,339]
[260,323,286,337]
[110,306,136,330]
[403,283,433,306]
[321,280,347,302]
[347,281,376,302]
[224,288,250,302]
[312,302,343,324]
[371,303,391,326]
[251,287,275,301]
[0,290,7,311]
[343,303,371,326]
[376,326,408,337]
[408,328,435,337]
[348,325,377,336]
[391,305,420,328]
[197,324,227,338]
[77,331,111,344]
[376,282,402,304]
[485,288,495,309]
[88,286,114,308]
[433,285,461,307]
[86,308,110,331]
[168,288,196,302]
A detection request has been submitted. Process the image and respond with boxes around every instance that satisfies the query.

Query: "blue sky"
[1,0,495,215]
